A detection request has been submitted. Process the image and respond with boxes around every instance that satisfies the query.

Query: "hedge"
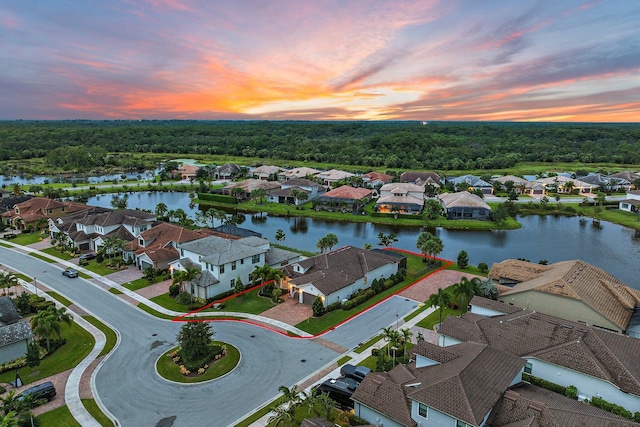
[522,373,566,395]
[590,397,634,420]
[197,193,237,204]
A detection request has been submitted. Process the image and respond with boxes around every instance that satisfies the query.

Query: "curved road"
[0,245,417,426]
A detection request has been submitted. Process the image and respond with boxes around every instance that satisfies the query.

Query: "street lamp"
[396,313,399,330]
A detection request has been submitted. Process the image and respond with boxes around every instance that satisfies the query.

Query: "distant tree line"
[1,120,639,170]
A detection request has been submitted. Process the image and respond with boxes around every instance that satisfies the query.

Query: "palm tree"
[155,202,168,219]
[400,328,413,359]
[172,270,187,294]
[426,288,453,328]
[380,326,394,357]
[268,405,296,427]
[323,233,338,251]
[0,272,19,296]
[30,306,71,352]
[416,231,439,263]
[0,411,19,427]
[452,277,480,314]
[277,384,303,407]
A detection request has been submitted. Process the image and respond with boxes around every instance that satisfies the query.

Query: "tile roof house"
[124,222,209,271]
[351,341,525,427]
[316,169,355,187]
[251,165,284,180]
[316,186,372,212]
[446,174,494,195]
[490,175,531,194]
[221,179,281,200]
[533,175,594,194]
[266,178,323,205]
[362,172,394,187]
[212,163,241,180]
[0,297,33,365]
[278,167,321,181]
[2,197,89,230]
[50,207,156,253]
[578,173,632,192]
[619,190,640,213]
[281,246,402,306]
[174,164,200,180]
[611,170,640,182]
[438,191,491,220]
[489,382,640,427]
[375,183,425,215]
[400,171,440,186]
[489,259,640,335]
[439,296,640,411]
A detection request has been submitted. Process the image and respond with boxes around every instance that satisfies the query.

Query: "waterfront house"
[316,169,355,188]
[2,197,88,230]
[375,183,424,214]
[281,246,400,306]
[351,341,525,427]
[490,175,530,194]
[446,174,493,195]
[533,175,593,194]
[316,186,372,212]
[251,165,284,180]
[266,178,323,205]
[278,167,321,181]
[221,179,281,200]
[489,259,640,336]
[212,163,241,180]
[438,191,491,220]
[619,190,640,213]
[174,164,200,180]
[439,296,640,411]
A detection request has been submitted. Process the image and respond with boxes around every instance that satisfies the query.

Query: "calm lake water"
[86,191,640,290]
[0,170,159,186]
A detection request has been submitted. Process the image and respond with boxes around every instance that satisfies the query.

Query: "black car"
[316,377,359,409]
[79,252,97,261]
[18,381,56,403]
[340,364,371,383]
[62,268,79,278]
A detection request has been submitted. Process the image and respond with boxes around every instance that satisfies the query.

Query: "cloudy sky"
[2,0,639,121]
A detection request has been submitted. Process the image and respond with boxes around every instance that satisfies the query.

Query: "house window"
[456,421,471,427]
[230,279,235,289]
[231,261,237,271]
[524,362,532,374]
[220,264,225,274]
[240,259,244,265]
[418,403,428,418]
[139,238,144,246]
[180,249,184,256]
[252,254,260,264]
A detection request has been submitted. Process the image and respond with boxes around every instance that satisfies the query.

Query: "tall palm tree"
[277,384,303,407]
[30,306,71,352]
[268,405,296,427]
[155,202,168,219]
[400,328,413,358]
[426,288,453,327]
[416,231,434,263]
[452,277,480,314]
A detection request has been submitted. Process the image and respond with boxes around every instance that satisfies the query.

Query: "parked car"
[18,381,56,403]
[340,364,371,383]
[316,377,359,409]
[79,252,96,261]
[62,268,79,278]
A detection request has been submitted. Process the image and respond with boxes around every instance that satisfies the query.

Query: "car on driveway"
[79,252,97,261]
[18,381,56,403]
[62,268,79,278]
[340,364,371,382]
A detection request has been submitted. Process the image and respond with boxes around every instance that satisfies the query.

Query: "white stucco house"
[619,190,640,213]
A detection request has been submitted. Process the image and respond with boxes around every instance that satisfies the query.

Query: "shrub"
[590,396,633,420]
[565,385,578,399]
[477,262,488,273]
[312,296,326,317]
[348,414,369,426]
[326,301,342,313]
[169,284,180,297]
[522,373,566,395]
[175,292,193,305]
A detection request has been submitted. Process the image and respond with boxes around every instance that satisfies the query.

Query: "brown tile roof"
[320,185,372,200]
[489,383,640,427]
[400,171,440,184]
[354,341,524,427]
[469,295,525,314]
[438,191,491,210]
[223,179,281,193]
[494,260,638,330]
[439,297,640,397]
[130,222,204,252]
[362,171,393,183]
[488,259,553,283]
[2,197,89,221]
[142,247,179,262]
[286,246,399,296]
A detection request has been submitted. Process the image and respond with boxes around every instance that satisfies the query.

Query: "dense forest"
[0,120,639,171]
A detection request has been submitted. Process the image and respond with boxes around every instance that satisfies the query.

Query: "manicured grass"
[28,252,56,263]
[403,303,430,322]
[234,401,278,427]
[336,355,351,366]
[47,291,73,307]
[577,205,640,229]
[358,355,377,371]
[122,277,157,291]
[221,288,277,315]
[137,303,175,320]
[354,335,382,354]
[0,321,94,385]
[5,232,44,245]
[14,273,32,282]
[0,242,10,248]
[150,294,192,313]
[83,316,118,357]
[40,247,74,260]
[35,404,81,427]
[82,398,115,427]
[108,287,123,294]
[83,260,120,276]
[415,306,462,330]
[444,264,487,276]
[156,342,240,383]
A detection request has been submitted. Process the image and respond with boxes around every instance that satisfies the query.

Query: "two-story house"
[375,183,425,214]
[2,197,88,230]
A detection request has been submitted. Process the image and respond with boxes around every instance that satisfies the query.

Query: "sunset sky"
[2,1,639,122]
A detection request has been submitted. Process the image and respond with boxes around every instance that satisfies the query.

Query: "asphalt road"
[0,245,423,427]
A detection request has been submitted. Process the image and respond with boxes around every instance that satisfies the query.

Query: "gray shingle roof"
[178,235,267,265]
[0,321,33,347]
[0,297,21,326]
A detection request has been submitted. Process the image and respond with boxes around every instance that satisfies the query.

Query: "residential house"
[611,170,640,183]
[174,164,200,180]
[266,178,323,205]
[447,174,493,195]
[488,259,640,336]
[0,195,32,216]
[490,175,530,194]
[578,173,632,192]
[534,175,593,194]
[278,167,321,181]
[251,165,284,180]
[212,163,241,180]
[50,207,156,252]
[213,224,262,239]
[221,179,281,200]
[400,171,440,187]
[438,191,491,220]
[281,246,401,306]
[375,183,424,214]
[361,171,394,188]
[170,235,294,299]
[0,189,11,199]
[316,169,355,188]
[0,297,33,365]
[351,341,525,427]
[124,222,209,271]
[316,186,372,212]
[439,296,640,411]
[2,197,88,230]
[619,190,640,213]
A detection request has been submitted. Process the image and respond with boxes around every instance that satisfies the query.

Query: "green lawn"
[82,260,120,276]
[137,303,175,320]
[36,404,81,427]
[221,288,277,314]
[415,306,462,330]
[234,401,277,427]
[122,277,157,291]
[444,264,487,276]
[47,291,73,307]
[0,321,94,385]
[28,252,56,263]
[150,294,193,313]
[83,316,118,357]
[4,232,45,245]
[82,399,115,427]
[156,342,240,383]
[354,335,382,354]
[108,288,123,294]
[40,247,74,260]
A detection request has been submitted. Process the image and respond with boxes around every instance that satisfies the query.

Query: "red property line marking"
[172,250,453,340]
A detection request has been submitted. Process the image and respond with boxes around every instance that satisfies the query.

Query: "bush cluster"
[590,397,635,420]
[522,373,566,395]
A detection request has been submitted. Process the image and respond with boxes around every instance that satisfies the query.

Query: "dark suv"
[79,252,97,261]
[340,364,371,382]
[18,381,56,403]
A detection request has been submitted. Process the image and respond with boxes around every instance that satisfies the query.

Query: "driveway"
[399,269,485,303]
